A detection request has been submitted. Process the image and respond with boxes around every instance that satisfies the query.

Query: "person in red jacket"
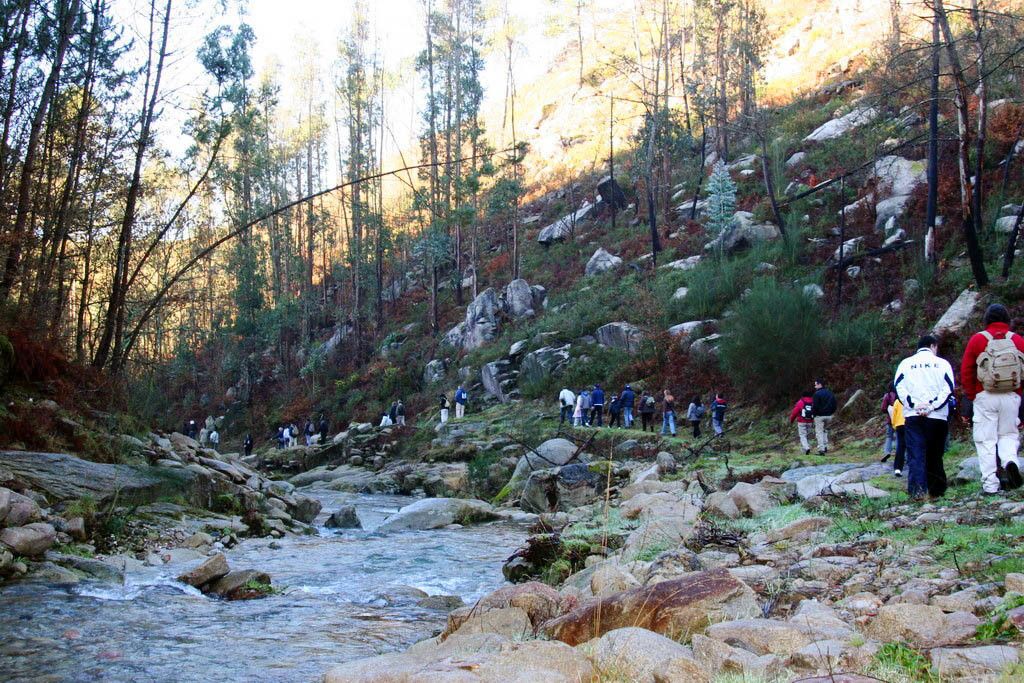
[789,390,814,455]
[960,303,1024,494]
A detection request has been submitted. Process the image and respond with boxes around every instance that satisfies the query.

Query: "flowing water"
[0,491,526,683]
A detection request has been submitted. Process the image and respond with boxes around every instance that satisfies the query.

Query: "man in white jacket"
[558,388,576,425]
[893,335,955,499]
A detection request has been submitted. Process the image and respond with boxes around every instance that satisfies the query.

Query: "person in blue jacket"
[454,385,468,419]
[590,384,605,426]
[619,385,636,428]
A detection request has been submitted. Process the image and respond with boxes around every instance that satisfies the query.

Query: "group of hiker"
[787,379,838,455]
[557,384,729,438]
[277,415,329,450]
[184,416,220,450]
[436,385,469,425]
[379,399,408,427]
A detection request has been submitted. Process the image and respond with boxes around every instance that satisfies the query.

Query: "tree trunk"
[924,9,940,263]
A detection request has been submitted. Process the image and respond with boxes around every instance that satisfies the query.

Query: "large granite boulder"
[0,522,56,556]
[443,288,502,351]
[423,358,447,385]
[519,464,602,513]
[583,627,710,683]
[537,201,596,245]
[502,279,546,319]
[933,289,982,337]
[585,248,623,276]
[506,438,584,496]
[595,322,644,355]
[519,345,571,386]
[705,212,780,255]
[376,497,498,532]
[804,106,879,142]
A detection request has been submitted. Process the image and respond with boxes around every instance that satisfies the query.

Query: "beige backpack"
[977,331,1024,393]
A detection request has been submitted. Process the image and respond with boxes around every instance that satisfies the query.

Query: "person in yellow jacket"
[886,398,906,477]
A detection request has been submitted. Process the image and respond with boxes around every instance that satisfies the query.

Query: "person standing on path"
[608,394,622,428]
[661,389,677,437]
[894,334,955,499]
[789,390,815,455]
[395,400,406,426]
[558,387,576,425]
[619,385,636,428]
[881,384,899,460]
[711,394,728,436]
[454,385,468,419]
[686,395,704,438]
[590,384,605,427]
[319,415,329,443]
[885,396,906,477]
[243,433,253,457]
[388,401,399,425]
[811,379,837,454]
[438,394,451,425]
[638,391,656,432]
[209,428,220,450]
[960,303,1024,494]
[573,390,586,427]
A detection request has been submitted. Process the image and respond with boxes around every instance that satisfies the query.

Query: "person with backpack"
[209,428,220,450]
[881,384,899,460]
[638,390,657,432]
[590,384,605,427]
[686,395,705,438]
[289,423,299,448]
[789,390,815,455]
[319,415,329,442]
[388,401,399,425]
[580,389,592,426]
[883,395,907,477]
[244,433,254,458]
[811,379,838,454]
[619,385,636,428]
[454,385,468,419]
[558,387,576,425]
[660,389,677,437]
[960,303,1024,494]
[395,400,406,426]
[608,395,622,428]
[438,394,451,425]
[276,426,286,450]
[711,394,728,436]
[894,334,955,499]
[305,420,316,446]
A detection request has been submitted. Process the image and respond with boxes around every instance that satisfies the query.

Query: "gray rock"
[875,194,912,231]
[934,289,982,337]
[0,523,56,556]
[208,569,272,599]
[325,505,362,529]
[0,489,41,527]
[803,284,824,299]
[376,498,498,532]
[291,495,323,524]
[954,457,980,483]
[930,645,1020,680]
[507,438,584,495]
[833,236,865,262]
[537,201,596,244]
[689,333,723,360]
[585,248,623,276]
[423,358,448,385]
[519,345,571,387]
[667,321,713,348]
[995,215,1020,233]
[660,255,702,271]
[595,322,644,355]
[873,155,927,197]
[178,553,230,588]
[502,279,545,318]
[443,288,502,351]
[786,151,807,168]
[804,106,879,142]
[705,212,781,255]
[655,452,677,475]
[671,287,689,301]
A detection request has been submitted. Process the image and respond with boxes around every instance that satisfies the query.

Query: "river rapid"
[0,490,526,683]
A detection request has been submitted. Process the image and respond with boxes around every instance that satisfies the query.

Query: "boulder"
[519,345,571,387]
[660,255,702,271]
[325,505,362,529]
[481,359,514,403]
[541,568,761,645]
[705,212,780,255]
[865,604,980,647]
[446,582,563,636]
[585,248,623,276]
[597,176,627,210]
[521,465,602,513]
[0,522,56,556]
[584,627,709,683]
[208,569,272,600]
[832,236,865,262]
[875,194,913,231]
[728,482,778,517]
[507,438,583,495]
[804,283,824,299]
[182,532,214,549]
[0,487,9,524]
[448,605,533,640]
[934,289,982,337]
[804,107,879,142]
[930,645,1020,680]
[376,498,497,532]
[691,633,783,679]
[0,489,41,527]
[178,553,230,588]
[443,288,502,351]
[704,491,740,519]
[667,320,714,349]
[995,215,1020,233]
[291,495,322,524]
[595,321,644,355]
[423,359,447,385]
[671,287,689,301]
[706,618,812,657]
[502,279,545,318]
[786,151,807,168]
[872,155,927,197]
[537,201,595,244]
[689,334,723,360]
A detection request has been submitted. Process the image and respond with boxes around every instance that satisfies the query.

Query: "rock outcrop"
[376,497,498,532]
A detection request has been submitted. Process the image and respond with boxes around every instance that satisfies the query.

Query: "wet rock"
[416,594,465,611]
[930,645,1020,680]
[28,561,80,584]
[585,248,623,276]
[583,627,709,683]
[541,568,760,645]
[208,569,272,600]
[0,522,56,556]
[325,505,361,529]
[183,532,214,549]
[178,553,230,588]
[291,495,322,524]
[376,498,497,532]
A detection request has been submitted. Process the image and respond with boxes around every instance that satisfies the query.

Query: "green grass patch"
[871,642,940,683]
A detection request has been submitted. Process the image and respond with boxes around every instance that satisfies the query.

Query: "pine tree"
[706,160,737,238]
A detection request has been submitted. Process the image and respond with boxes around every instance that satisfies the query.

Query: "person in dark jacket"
[789,390,814,454]
[812,379,837,454]
[389,401,399,424]
[608,396,622,428]
[711,394,728,436]
[638,391,657,432]
[686,395,704,438]
[661,389,677,437]
[590,384,605,427]
[319,415,329,443]
[619,385,636,428]
[243,434,254,458]
[395,400,406,427]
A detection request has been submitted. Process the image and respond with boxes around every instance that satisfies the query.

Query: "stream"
[0,490,527,682]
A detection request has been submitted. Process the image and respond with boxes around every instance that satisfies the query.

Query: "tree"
[705,160,736,250]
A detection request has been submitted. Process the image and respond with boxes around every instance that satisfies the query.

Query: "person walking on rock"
[573,390,586,427]
[277,426,286,450]
[590,384,605,427]
[289,423,299,448]
[388,401,399,425]
[811,379,837,454]
[608,394,622,428]
[244,433,254,458]
[881,384,899,460]
[661,389,677,437]
[305,420,316,446]
[454,385,468,419]
[558,387,576,425]
[209,428,220,450]
[711,394,728,436]
[438,394,451,425]
[686,395,704,438]
[639,390,656,432]
[884,395,906,477]
[960,303,1024,494]
[619,385,636,428]
[319,414,329,443]
[894,334,955,499]
[395,400,406,427]
[789,390,815,454]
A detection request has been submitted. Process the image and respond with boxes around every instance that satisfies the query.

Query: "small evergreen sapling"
[705,160,737,242]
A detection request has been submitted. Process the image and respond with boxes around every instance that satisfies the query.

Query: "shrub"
[719,278,826,402]
[826,312,886,358]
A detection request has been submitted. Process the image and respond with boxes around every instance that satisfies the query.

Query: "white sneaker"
[893,469,902,477]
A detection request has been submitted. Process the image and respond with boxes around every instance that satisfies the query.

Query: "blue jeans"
[883,423,896,456]
[713,417,724,435]
[623,406,633,427]
[661,411,676,435]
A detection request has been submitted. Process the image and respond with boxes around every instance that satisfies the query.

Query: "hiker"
[573,390,586,427]
[660,389,677,437]
[454,385,468,419]
[289,423,299,448]
[438,394,451,425]
[960,303,1024,494]
[186,420,198,439]
[558,387,576,425]
[789,390,815,455]
[380,411,393,427]
[686,395,704,438]
[711,394,728,436]
[276,426,286,449]
[319,415,329,443]
[638,390,657,432]
[590,384,605,427]
[620,385,636,428]
[881,384,899,460]
[608,394,622,428]
[894,334,955,499]
[305,420,316,446]
[580,389,592,426]
[244,433,253,458]
[198,426,209,445]
[812,379,837,454]
[209,428,220,450]
[388,401,399,425]
[884,395,906,477]
[395,400,406,426]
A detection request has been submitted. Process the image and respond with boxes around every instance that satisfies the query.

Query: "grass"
[870,642,940,683]
[975,594,1024,643]
[727,503,816,536]
[242,578,277,596]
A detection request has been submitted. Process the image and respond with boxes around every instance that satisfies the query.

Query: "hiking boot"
[893,469,902,478]
[1006,462,1023,490]
[804,448,810,455]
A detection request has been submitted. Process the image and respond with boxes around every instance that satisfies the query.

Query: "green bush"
[826,312,885,358]
[719,278,825,402]
[671,256,751,322]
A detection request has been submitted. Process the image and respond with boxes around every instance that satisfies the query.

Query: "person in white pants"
[961,304,1024,494]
